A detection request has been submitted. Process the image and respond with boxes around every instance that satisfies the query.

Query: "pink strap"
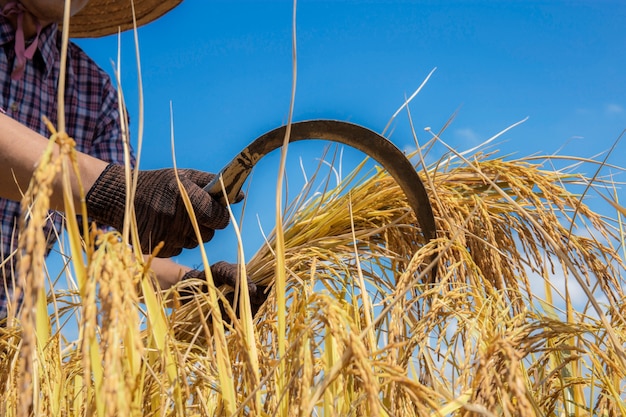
[1,1,42,80]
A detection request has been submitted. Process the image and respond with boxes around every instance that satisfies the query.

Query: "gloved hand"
[180,261,268,319]
[86,163,230,257]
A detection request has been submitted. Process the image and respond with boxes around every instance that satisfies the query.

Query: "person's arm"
[0,113,107,209]
[0,115,261,293]
[147,256,192,290]
[147,257,250,292]
[149,256,269,317]
[0,113,230,257]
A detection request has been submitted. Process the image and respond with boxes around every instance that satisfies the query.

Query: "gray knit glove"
[86,163,230,257]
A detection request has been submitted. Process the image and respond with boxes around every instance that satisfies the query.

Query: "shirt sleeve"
[90,73,136,169]
[81,69,136,235]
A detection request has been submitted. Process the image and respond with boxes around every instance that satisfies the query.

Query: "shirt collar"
[0,15,58,78]
[37,22,58,77]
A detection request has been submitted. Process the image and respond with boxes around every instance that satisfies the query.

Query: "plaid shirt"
[0,16,134,318]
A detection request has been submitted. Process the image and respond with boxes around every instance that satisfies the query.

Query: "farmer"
[0,0,265,319]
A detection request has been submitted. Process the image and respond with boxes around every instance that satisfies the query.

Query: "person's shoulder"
[61,34,114,87]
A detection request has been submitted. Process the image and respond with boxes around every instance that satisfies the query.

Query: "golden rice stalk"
[90,230,143,416]
[9,125,69,417]
[169,126,239,415]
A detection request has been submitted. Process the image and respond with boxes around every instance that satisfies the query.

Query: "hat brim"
[68,0,182,38]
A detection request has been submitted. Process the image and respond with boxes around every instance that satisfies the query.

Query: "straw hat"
[69,0,183,38]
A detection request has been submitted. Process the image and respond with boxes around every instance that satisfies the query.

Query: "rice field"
[2,3,625,414]
[1,114,625,416]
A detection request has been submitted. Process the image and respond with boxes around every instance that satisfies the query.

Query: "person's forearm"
[0,113,108,209]
[147,256,192,290]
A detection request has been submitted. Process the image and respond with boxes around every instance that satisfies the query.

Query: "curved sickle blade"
[205,119,437,280]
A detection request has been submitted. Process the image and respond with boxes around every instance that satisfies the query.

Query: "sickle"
[204,119,438,282]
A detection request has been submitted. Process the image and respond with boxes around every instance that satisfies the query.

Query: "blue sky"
[69,0,626,267]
